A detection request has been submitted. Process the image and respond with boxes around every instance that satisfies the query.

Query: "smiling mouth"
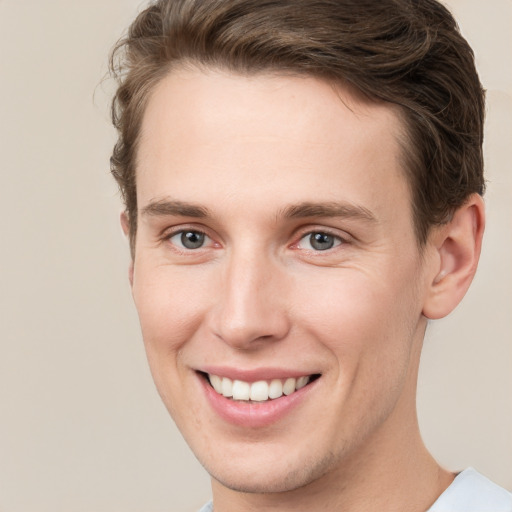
[201,372,321,402]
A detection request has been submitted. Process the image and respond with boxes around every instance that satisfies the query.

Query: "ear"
[120,211,134,287]
[422,194,485,320]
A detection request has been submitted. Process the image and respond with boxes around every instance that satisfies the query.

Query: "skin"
[125,67,484,511]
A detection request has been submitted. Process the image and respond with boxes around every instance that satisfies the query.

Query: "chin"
[200,448,339,494]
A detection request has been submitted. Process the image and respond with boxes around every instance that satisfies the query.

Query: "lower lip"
[199,374,317,428]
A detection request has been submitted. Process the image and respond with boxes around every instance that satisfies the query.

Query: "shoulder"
[197,502,213,512]
[428,468,512,512]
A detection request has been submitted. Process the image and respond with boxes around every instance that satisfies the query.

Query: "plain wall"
[0,1,510,510]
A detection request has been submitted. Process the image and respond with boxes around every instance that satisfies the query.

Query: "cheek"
[131,265,214,396]
[293,263,424,377]
[133,263,208,342]
[294,268,423,435]
[297,269,416,333]
[131,267,215,430]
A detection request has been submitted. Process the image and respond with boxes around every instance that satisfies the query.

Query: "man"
[109,0,511,510]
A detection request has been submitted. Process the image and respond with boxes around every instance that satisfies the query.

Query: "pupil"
[181,231,204,249]
[310,232,334,250]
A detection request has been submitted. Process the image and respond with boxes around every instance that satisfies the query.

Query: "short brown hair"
[110,0,485,255]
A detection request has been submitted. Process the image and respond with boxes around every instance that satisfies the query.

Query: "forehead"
[136,67,409,222]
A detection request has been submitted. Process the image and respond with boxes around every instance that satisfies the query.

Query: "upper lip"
[198,366,319,382]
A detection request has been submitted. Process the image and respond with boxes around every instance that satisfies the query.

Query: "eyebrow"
[140,198,376,223]
[141,199,209,218]
[281,201,377,223]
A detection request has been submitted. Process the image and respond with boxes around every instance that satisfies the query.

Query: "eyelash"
[163,227,215,251]
[162,226,348,254]
[293,229,347,253]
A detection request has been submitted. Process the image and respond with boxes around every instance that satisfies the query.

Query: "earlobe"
[422,194,485,320]
[120,211,134,287]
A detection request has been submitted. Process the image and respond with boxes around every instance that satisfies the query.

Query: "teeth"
[268,379,283,399]
[221,377,233,397]
[283,377,296,395]
[209,374,222,394]
[250,381,269,401]
[232,380,250,400]
[208,374,312,402]
[296,376,309,389]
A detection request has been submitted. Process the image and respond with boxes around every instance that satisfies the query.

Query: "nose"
[210,249,291,350]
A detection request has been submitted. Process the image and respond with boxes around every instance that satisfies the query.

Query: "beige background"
[0,1,510,510]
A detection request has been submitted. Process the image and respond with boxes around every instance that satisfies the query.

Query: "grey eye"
[309,232,335,250]
[170,230,207,249]
[297,231,342,251]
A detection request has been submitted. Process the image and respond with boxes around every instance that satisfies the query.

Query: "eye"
[168,230,210,250]
[297,231,343,251]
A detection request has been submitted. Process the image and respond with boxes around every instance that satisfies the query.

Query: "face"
[131,67,433,494]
